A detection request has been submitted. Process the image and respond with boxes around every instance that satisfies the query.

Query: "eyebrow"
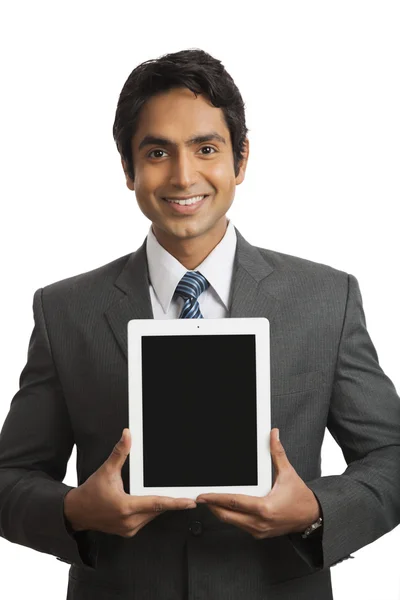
[138,131,227,151]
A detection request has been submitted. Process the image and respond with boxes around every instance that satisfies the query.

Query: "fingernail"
[120,430,125,442]
[197,498,207,503]
[185,502,197,509]
[276,429,280,441]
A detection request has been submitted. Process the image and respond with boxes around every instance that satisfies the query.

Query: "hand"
[64,428,197,538]
[196,428,321,539]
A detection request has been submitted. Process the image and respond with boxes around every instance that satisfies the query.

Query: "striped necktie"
[175,271,209,319]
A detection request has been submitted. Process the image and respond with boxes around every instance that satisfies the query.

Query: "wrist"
[64,488,85,532]
[302,491,323,538]
[302,516,323,539]
[307,487,322,523]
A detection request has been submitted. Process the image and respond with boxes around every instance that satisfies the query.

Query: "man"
[0,48,399,600]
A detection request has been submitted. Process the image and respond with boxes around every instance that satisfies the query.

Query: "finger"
[123,511,164,538]
[205,504,286,539]
[270,428,291,475]
[136,512,161,530]
[205,503,265,536]
[196,493,265,516]
[130,496,197,514]
[104,428,131,473]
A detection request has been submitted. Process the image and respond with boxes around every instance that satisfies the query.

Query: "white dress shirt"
[146,220,237,319]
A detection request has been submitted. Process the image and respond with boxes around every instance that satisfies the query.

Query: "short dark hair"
[112,48,249,181]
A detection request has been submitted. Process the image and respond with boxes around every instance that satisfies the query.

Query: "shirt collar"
[146,220,237,314]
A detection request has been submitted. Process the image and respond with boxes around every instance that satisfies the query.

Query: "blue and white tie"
[175,271,209,319]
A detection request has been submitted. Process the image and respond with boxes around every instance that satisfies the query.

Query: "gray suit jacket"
[1,229,400,600]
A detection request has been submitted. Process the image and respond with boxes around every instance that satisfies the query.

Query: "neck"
[152,218,229,270]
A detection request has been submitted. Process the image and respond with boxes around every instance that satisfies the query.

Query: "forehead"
[133,87,229,144]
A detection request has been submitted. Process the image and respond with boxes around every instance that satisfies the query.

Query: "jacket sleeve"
[302,273,400,569]
[0,288,95,568]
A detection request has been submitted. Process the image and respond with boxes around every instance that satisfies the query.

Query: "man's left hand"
[196,428,321,539]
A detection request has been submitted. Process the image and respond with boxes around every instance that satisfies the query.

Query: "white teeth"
[165,195,206,206]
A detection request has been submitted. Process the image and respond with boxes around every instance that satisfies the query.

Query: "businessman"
[1,48,400,599]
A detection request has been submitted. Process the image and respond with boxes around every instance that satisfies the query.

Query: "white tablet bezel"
[127,317,271,499]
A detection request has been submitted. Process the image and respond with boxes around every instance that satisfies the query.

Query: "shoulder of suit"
[38,244,351,304]
[255,245,349,280]
[39,251,134,300]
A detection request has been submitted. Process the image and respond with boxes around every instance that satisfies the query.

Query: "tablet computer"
[127,317,271,499]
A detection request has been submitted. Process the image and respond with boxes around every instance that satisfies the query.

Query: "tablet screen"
[141,334,257,487]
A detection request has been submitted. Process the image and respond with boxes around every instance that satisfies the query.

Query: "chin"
[158,218,201,238]
[170,226,204,239]
[155,214,225,242]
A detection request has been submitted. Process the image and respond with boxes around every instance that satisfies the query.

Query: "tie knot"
[175,271,209,301]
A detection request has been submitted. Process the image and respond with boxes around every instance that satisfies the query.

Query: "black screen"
[141,334,257,487]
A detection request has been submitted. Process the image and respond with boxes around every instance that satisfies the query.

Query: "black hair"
[112,48,249,181]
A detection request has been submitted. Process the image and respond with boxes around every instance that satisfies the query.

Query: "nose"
[169,151,198,189]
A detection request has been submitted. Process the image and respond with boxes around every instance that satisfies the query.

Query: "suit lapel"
[229,228,279,320]
[105,239,153,360]
[105,228,279,361]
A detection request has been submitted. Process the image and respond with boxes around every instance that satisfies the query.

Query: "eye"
[147,146,217,159]
[200,146,217,155]
[148,149,167,159]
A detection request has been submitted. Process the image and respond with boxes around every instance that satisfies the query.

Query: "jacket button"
[189,520,203,536]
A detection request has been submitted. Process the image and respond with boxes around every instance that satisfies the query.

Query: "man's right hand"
[64,428,197,538]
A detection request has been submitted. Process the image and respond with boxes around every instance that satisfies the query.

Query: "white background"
[0,1,399,598]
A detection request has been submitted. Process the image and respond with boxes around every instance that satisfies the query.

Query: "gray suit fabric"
[1,228,399,599]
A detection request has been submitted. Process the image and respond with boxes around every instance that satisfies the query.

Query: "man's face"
[124,87,249,244]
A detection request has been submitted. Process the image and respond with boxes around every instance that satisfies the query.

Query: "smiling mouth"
[162,194,208,206]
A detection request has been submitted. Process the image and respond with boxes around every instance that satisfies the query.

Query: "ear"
[121,158,135,191]
[235,137,250,186]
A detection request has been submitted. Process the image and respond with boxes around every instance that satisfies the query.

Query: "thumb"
[270,428,291,477]
[105,428,131,472]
